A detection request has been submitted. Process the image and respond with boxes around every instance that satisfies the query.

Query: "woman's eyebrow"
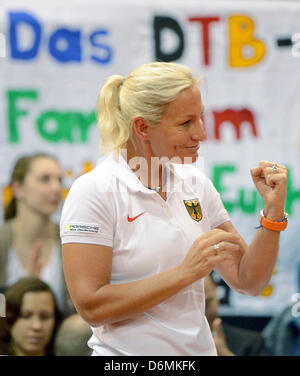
[179,108,205,119]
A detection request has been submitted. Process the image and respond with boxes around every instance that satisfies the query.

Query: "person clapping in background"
[0,153,73,316]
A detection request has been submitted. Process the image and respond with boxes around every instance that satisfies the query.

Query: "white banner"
[0,0,300,316]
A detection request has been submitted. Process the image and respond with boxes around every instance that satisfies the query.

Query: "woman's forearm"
[238,227,280,295]
[80,265,194,327]
[237,161,288,294]
[63,231,242,327]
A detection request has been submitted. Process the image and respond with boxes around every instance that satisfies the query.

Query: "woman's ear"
[132,117,152,142]
[11,181,24,200]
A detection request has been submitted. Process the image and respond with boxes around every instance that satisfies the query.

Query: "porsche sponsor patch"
[64,223,100,234]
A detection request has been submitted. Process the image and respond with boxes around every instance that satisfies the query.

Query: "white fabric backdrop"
[0,0,300,316]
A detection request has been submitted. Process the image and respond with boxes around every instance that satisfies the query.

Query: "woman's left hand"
[29,239,46,277]
[250,160,288,219]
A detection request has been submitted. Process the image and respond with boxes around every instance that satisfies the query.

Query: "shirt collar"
[108,153,187,194]
[110,153,152,193]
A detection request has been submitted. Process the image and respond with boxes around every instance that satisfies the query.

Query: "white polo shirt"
[60,154,230,356]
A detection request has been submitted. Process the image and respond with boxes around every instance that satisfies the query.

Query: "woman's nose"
[191,118,207,141]
[30,316,43,330]
[51,177,63,194]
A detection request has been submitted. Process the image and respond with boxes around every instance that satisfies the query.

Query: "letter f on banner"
[228,15,266,67]
[0,293,5,317]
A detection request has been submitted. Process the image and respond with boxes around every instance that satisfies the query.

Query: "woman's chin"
[180,152,199,164]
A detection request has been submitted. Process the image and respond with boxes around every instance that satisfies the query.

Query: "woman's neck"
[12,206,52,245]
[125,143,164,190]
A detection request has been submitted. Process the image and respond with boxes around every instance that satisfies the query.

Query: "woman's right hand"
[179,229,241,283]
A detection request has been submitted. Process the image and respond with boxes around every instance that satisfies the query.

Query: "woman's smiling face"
[148,85,206,164]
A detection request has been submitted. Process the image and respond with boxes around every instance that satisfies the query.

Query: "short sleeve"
[205,177,230,229]
[60,174,114,247]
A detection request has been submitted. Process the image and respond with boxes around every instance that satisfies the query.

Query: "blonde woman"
[60,62,288,356]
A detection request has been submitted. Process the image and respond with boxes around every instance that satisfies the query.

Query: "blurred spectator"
[204,274,268,356]
[0,277,62,356]
[262,304,300,356]
[54,313,92,356]
[0,153,74,315]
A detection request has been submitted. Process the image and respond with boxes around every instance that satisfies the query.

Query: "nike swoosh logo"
[127,211,145,222]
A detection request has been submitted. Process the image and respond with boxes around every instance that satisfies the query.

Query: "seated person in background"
[54,313,92,356]
[0,153,74,316]
[204,274,268,356]
[263,303,300,356]
[0,277,62,356]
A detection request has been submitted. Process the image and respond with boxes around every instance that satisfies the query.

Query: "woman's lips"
[27,336,43,344]
[185,145,199,151]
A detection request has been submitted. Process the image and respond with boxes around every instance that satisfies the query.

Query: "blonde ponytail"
[97,75,130,155]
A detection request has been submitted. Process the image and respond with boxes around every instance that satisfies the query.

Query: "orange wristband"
[259,210,288,231]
